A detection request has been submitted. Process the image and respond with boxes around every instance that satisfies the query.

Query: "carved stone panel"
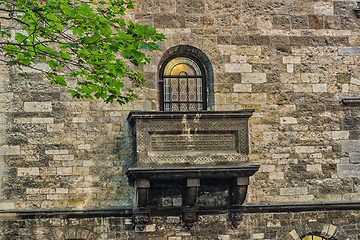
[127,110,254,167]
[149,131,238,154]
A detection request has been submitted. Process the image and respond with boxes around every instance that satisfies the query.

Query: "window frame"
[159,53,208,111]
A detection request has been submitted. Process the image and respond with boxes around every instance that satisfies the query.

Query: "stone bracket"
[127,166,259,229]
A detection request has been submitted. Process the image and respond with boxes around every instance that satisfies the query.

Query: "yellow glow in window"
[302,236,327,240]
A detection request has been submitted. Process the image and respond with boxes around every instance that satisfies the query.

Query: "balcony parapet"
[126,110,259,230]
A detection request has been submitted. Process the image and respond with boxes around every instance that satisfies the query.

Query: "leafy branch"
[0,0,165,104]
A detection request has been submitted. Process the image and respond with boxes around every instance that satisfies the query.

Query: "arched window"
[161,56,205,111]
[159,45,214,111]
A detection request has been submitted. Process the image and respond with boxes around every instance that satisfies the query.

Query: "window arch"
[302,236,328,240]
[158,45,214,111]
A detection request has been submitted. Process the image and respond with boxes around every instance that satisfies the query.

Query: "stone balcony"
[126,110,259,230]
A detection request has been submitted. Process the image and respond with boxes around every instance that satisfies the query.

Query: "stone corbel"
[182,178,200,228]
[126,166,259,229]
[231,177,249,206]
[229,177,249,227]
[134,179,150,231]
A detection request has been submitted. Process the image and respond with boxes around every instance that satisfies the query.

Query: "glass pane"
[179,78,187,101]
[170,78,178,101]
[189,103,197,111]
[164,57,201,76]
[163,57,204,111]
[180,103,187,111]
[170,63,196,75]
[188,78,196,101]
[197,77,202,102]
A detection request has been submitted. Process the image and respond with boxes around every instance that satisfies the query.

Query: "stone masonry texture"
[1,0,360,239]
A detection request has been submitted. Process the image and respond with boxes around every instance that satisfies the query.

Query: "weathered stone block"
[350,152,360,163]
[306,164,322,172]
[72,117,87,123]
[312,84,327,93]
[293,84,312,93]
[269,172,284,180]
[238,93,267,104]
[280,117,297,125]
[56,167,72,175]
[283,56,301,64]
[0,72,10,82]
[252,233,264,239]
[237,46,261,55]
[296,187,308,195]
[325,16,341,29]
[280,188,296,196]
[1,145,20,155]
[289,229,301,240]
[272,15,291,30]
[308,15,323,29]
[0,93,13,103]
[176,0,204,14]
[224,64,252,73]
[291,15,308,29]
[234,84,252,92]
[287,64,294,73]
[17,167,40,176]
[0,201,15,210]
[341,140,360,153]
[45,149,60,155]
[144,224,156,232]
[339,47,360,55]
[295,146,315,154]
[24,102,52,112]
[168,237,182,240]
[154,15,185,28]
[334,1,355,16]
[31,118,54,124]
[54,155,74,161]
[56,188,68,194]
[249,36,270,46]
[314,1,334,15]
[241,73,266,83]
[332,131,350,140]
[47,123,64,132]
[26,188,40,194]
[230,55,246,63]
[299,194,314,202]
[231,36,249,46]
[338,164,360,178]
[218,235,230,240]
[218,45,237,55]
[73,167,90,175]
[217,35,231,45]
[350,77,360,86]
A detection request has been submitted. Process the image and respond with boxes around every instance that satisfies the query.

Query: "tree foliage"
[0,0,165,104]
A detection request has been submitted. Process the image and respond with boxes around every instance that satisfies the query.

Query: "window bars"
[161,57,206,111]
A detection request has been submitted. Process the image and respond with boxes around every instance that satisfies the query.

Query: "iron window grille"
[160,56,207,111]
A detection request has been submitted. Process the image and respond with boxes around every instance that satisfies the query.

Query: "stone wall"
[1,0,360,239]
[1,209,360,239]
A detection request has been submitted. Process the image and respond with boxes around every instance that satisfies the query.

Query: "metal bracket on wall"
[354,0,360,17]
[341,97,360,106]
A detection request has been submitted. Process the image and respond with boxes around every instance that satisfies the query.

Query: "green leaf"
[47,60,58,69]
[0,0,165,105]
[55,75,67,86]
